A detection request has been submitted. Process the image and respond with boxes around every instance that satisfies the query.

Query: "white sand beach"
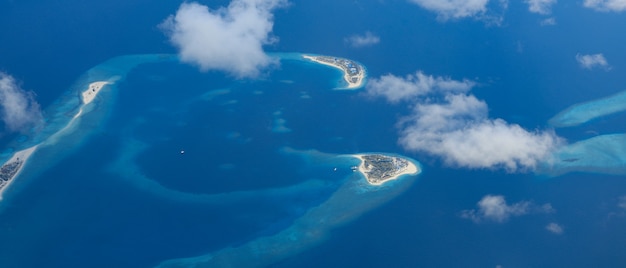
[345,71,365,89]
[303,55,365,89]
[0,146,38,200]
[82,81,111,105]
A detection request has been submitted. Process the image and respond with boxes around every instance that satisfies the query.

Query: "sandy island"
[82,81,111,105]
[353,154,419,186]
[0,80,113,201]
[68,80,114,122]
[303,55,365,89]
[0,146,38,200]
[48,80,114,141]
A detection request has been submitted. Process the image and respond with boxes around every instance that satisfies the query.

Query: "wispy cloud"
[460,195,554,223]
[525,0,557,14]
[546,222,564,234]
[408,0,489,19]
[540,17,556,26]
[0,73,43,132]
[345,32,380,48]
[160,0,287,78]
[618,196,626,210]
[368,70,561,171]
[407,0,508,24]
[366,71,474,103]
[576,53,611,70]
[583,0,626,12]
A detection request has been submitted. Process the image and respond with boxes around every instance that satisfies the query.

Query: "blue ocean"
[1,0,626,267]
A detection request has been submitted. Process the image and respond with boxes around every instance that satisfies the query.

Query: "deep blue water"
[1,0,626,267]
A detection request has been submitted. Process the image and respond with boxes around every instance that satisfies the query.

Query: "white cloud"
[525,0,557,14]
[539,203,556,213]
[460,195,554,223]
[408,0,490,19]
[618,196,626,210]
[407,0,508,24]
[540,17,556,26]
[461,195,530,223]
[368,70,561,171]
[366,71,474,103]
[0,73,43,132]
[546,222,564,234]
[400,95,560,170]
[583,0,626,12]
[345,32,380,48]
[576,53,611,70]
[160,0,287,78]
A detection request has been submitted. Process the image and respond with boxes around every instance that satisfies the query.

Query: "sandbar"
[303,55,365,89]
[82,81,111,105]
[549,90,626,128]
[353,154,420,186]
[1,80,113,199]
[0,146,38,200]
[47,80,112,140]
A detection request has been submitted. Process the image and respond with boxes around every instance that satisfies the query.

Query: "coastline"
[302,55,365,89]
[0,55,171,204]
[1,80,113,201]
[82,81,111,105]
[352,154,420,186]
[47,80,115,143]
[0,146,38,200]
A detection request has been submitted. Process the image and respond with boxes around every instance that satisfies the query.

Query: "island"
[82,81,111,105]
[353,154,420,186]
[0,81,113,201]
[0,146,38,200]
[303,55,365,89]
